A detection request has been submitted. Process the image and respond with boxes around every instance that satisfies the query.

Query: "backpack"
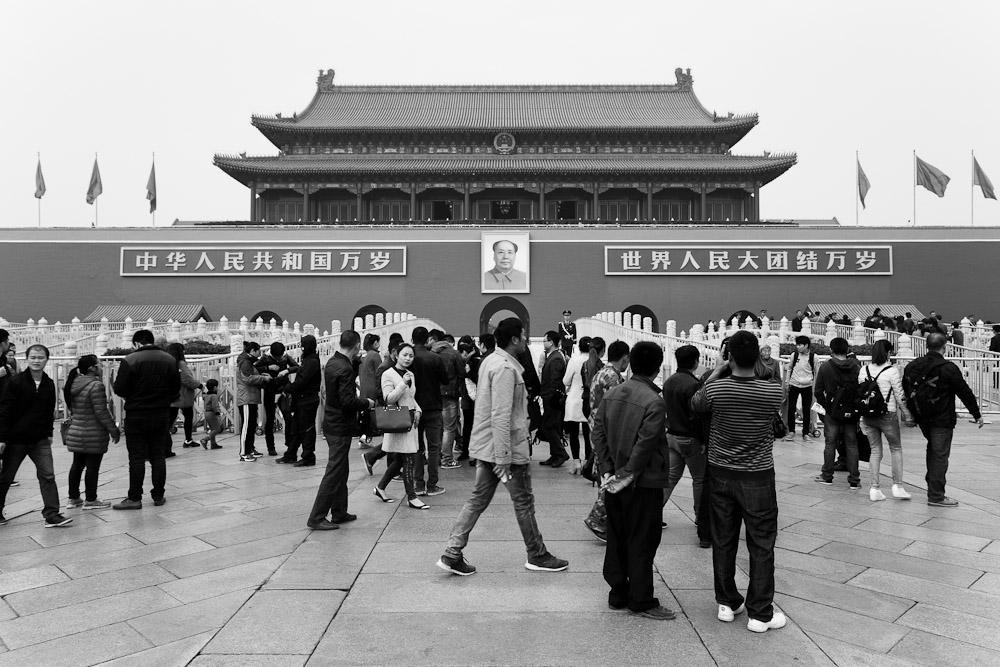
[828,375,860,421]
[905,360,947,422]
[858,367,891,418]
[789,350,815,378]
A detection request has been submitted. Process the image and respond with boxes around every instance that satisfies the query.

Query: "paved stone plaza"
[0,421,997,666]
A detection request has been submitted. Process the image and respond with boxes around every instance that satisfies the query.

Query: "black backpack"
[905,360,947,422]
[828,376,860,421]
[858,367,891,418]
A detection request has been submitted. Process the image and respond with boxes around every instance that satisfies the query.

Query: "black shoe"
[267,449,278,456]
[699,539,712,549]
[330,513,357,524]
[436,554,476,576]
[525,553,569,572]
[164,451,177,459]
[539,457,555,466]
[292,459,315,467]
[307,519,339,530]
[849,482,861,490]
[210,444,223,450]
[275,456,296,464]
[583,518,607,543]
[813,476,833,485]
[153,497,166,506]
[549,456,569,468]
[628,605,676,621]
[44,514,73,528]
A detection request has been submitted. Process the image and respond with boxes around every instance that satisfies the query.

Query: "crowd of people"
[0,317,987,634]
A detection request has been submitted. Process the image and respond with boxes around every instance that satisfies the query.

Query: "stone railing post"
[170,321,182,343]
[331,320,342,337]
[64,339,78,358]
[778,317,789,342]
[897,333,913,358]
[826,319,837,342]
[666,320,677,337]
[375,312,385,327]
[353,317,363,331]
[95,334,109,356]
[121,317,134,347]
[853,317,865,346]
[230,333,244,355]
[197,318,208,338]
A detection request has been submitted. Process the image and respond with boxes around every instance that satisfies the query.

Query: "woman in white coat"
[374,344,428,509]
[562,337,592,475]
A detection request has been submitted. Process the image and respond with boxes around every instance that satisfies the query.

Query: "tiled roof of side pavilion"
[213,153,797,181]
[251,70,757,135]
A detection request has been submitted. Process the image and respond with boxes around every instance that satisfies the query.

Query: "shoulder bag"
[373,405,413,433]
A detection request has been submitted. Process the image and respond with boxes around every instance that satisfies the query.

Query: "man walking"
[112,330,181,509]
[813,337,862,489]
[692,331,785,633]
[437,317,567,576]
[903,333,983,507]
[277,335,321,466]
[662,344,711,547]
[592,341,674,620]
[411,327,449,496]
[0,344,72,527]
[538,331,568,467]
[307,331,375,530]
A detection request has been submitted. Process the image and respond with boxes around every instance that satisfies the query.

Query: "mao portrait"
[482,233,530,293]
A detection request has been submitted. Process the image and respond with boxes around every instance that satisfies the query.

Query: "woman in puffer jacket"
[63,355,120,509]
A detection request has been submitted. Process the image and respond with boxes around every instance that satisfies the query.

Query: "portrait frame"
[481,231,530,294]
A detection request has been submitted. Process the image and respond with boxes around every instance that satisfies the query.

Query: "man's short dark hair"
[243,341,260,353]
[0,329,8,344]
[428,329,445,342]
[494,318,523,349]
[729,331,759,368]
[340,330,361,349]
[411,326,429,345]
[926,332,947,351]
[544,330,561,345]
[270,341,285,357]
[674,344,700,371]
[993,325,1000,334]
[951,321,960,329]
[132,329,154,346]
[794,335,811,347]
[479,332,496,351]
[905,312,912,318]
[629,341,663,377]
[607,340,629,363]
[25,343,50,359]
[829,337,849,355]
[458,341,476,355]
[444,334,455,345]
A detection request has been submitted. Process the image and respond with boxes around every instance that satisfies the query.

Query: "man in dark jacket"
[410,326,449,496]
[277,335,320,466]
[430,330,465,469]
[307,331,375,530]
[592,341,674,620]
[0,329,17,488]
[662,344,710,547]
[257,341,299,456]
[112,330,180,510]
[813,337,862,489]
[0,344,71,527]
[538,331,568,467]
[903,333,983,507]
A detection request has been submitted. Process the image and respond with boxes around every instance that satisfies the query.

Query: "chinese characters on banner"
[121,247,406,277]
[605,246,892,276]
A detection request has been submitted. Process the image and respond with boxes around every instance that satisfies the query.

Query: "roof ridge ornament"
[674,67,693,90]
[317,68,336,92]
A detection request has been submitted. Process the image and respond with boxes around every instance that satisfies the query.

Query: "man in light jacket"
[437,317,568,576]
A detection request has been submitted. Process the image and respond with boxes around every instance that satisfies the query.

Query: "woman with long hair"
[63,355,120,509]
[858,340,913,501]
[358,333,382,447]
[166,342,203,456]
[374,343,427,509]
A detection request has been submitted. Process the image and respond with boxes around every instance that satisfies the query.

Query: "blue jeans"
[820,417,859,485]
[0,438,61,520]
[710,469,778,623]
[415,409,443,489]
[919,424,953,502]
[445,461,547,560]
[663,434,707,518]
[861,413,903,488]
[441,398,459,464]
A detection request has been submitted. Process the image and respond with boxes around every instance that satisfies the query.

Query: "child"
[200,379,224,450]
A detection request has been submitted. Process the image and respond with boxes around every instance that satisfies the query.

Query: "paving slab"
[4,563,175,615]
[783,520,914,553]
[203,590,346,655]
[59,535,215,578]
[772,594,911,653]
[127,589,255,646]
[899,540,1000,574]
[805,632,924,667]
[364,539,606,575]
[812,541,984,587]
[853,518,992,551]
[0,622,152,667]
[158,555,287,603]
[192,657,308,667]
[740,547,867,584]
[655,544,749,591]
[94,631,215,667]
[156,530,307,578]
[0,564,68,597]
[0,533,142,572]
[776,569,914,621]
[847,568,1000,621]
[888,627,1000,666]
[896,602,1000,652]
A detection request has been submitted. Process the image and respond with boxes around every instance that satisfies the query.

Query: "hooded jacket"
[64,375,120,454]
[285,341,321,408]
[813,356,862,419]
[235,352,269,406]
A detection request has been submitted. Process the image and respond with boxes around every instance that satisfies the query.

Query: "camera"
[721,336,731,361]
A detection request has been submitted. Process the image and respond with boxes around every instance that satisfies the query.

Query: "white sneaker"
[718,603,745,622]
[747,611,787,633]
[869,488,886,502]
[891,484,912,500]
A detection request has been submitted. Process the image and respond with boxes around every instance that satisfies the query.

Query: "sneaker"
[9,480,18,487]
[113,499,142,510]
[65,498,83,509]
[436,554,476,576]
[83,499,111,510]
[813,476,833,485]
[869,488,886,502]
[525,553,569,572]
[748,611,787,633]
[891,484,912,500]
[928,497,959,507]
[628,605,676,620]
[250,450,264,459]
[44,514,73,528]
[425,485,446,496]
[718,603,746,622]
[849,482,861,490]
[440,461,461,469]
[415,484,427,496]
[782,435,796,442]
[183,440,197,448]
[240,454,257,462]
[801,434,811,443]
[583,518,607,543]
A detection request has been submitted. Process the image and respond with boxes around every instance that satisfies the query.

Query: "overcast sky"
[5,0,999,228]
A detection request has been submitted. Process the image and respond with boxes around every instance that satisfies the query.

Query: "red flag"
[857,158,871,208]
[915,155,949,197]
[974,157,996,200]
[146,161,157,213]
[86,157,103,205]
[34,158,46,199]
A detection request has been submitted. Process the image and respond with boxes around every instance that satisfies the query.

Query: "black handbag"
[373,405,413,433]
[772,411,787,440]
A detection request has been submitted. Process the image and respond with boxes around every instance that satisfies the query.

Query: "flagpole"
[912,150,917,227]
[37,152,41,228]
[855,151,859,227]
[971,150,975,227]
[152,152,156,227]
[94,152,99,228]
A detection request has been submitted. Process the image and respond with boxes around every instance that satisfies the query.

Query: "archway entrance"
[353,304,388,328]
[250,310,283,326]
[622,304,659,332]
[479,297,530,337]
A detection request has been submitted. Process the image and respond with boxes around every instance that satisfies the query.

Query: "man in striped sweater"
[691,331,785,633]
